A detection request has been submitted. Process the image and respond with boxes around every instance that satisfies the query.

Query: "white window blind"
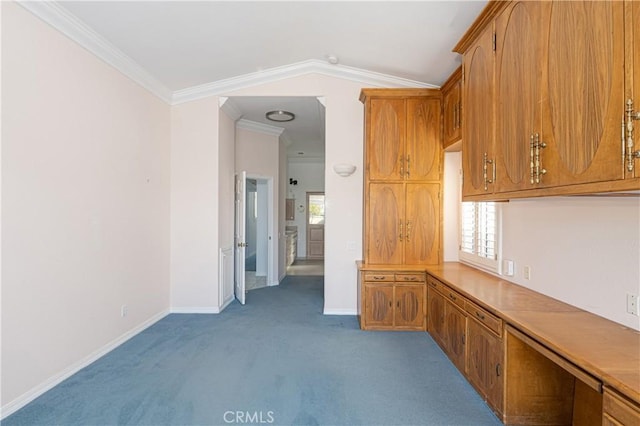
[460,201,499,272]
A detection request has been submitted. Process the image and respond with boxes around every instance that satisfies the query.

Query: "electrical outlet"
[524,266,531,280]
[121,304,128,318]
[627,294,639,316]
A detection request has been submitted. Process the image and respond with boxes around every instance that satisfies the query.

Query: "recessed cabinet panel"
[367,183,404,264]
[463,25,495,196]
[364,284,394,327]
[467,318,504,416]
[395,285,425,329]
[406,98,441,181]
[495,1,544,192]
[542,0,625,186]
[405,184,440,265]
[369,99,405,181]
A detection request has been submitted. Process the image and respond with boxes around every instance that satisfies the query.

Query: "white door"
[234,171,247,304]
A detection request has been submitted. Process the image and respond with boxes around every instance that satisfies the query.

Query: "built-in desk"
[426,262,640,425]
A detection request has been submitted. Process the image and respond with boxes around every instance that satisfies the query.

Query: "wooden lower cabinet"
[467,317,504,418]
[427,278,467,373]
[359,269,426,331]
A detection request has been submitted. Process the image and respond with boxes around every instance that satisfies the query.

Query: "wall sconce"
[332,163,357,177]
[289,178,298,185]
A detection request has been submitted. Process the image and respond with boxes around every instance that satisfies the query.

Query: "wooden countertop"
[426,262,640,405]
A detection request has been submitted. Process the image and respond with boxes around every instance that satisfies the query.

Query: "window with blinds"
[460,201,500,272]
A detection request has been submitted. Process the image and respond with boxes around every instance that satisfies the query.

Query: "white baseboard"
[169,307,220,314]
[0,309,169,420]
[219,296,234,312]
[323,308,357,315]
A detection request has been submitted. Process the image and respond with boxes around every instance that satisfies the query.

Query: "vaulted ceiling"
[24,1,488,158]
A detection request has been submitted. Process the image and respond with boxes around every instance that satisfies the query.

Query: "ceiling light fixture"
[266,110,295,122]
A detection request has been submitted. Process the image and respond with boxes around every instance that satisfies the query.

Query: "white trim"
[18,1,173,104]
[169,307,220,314]
[323,308,358,316]
[236,119,284,137]
[219,97,243,121]
[172,59,437,105]
[18,3,437,106]
[0,310,169,420]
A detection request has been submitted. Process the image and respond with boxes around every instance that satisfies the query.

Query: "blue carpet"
[3,276,501,426]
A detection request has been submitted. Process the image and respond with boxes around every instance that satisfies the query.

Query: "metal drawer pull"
[496,363,502,377]
[373,276,385,280]
[404,276,417,281]
[449,293,457,301]
[476,311,486,321]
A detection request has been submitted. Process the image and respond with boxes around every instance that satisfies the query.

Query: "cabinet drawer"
[427,276,464,309]
[364,272,394,282]
[603,387,640,425]
[465,300,502,337]
[395,273,425,283]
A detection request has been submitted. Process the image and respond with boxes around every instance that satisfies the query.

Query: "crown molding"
[236,119,284,137]
[219,97,243,121]
[172,59,437,105]
[20,2,437,107]
[18,1,173,103]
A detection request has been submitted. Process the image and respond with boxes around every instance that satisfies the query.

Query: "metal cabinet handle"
[476,311,485,321]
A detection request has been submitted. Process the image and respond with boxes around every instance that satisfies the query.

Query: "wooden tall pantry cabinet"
[358,89,443,331]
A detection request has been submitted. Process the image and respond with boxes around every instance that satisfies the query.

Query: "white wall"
[235,127,281,284]
[501,197,640,330]
[286,160,326,258]
[443,152,461,262]
[447,154,640,330]
[170,97,220,312]
[2,1,170,413]
[218,109,236,306]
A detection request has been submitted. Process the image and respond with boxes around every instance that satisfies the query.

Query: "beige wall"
[2,1,170,412]
[170,97,220,311]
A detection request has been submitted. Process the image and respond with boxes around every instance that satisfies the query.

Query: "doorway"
[306,192,325,259]
[245,178,270,291]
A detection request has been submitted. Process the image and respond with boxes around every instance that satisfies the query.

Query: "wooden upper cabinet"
[361,89,442,266]
[494,1,546,193]
[442,67,462,149]
[368,98,406,181]
[406,98,441,181]
[462,24,495,197]
[540,0,625,187]
[405,183,440,265]
[455,0,639,199]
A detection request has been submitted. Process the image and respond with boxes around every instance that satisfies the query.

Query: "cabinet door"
[368,98,406,181]
[462,24,496,197]
[467,319,504,415]
[363,284,394,328]
[405,183,440,265]
[427,286,446,348]
[628,0,640,178]
[406,98,441,182]
[494,1,546,193]
[367,183,404,264]
[540,1,625,187]
[443,72,462,148]
[394,284,425,329]
[445,302,467,373]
